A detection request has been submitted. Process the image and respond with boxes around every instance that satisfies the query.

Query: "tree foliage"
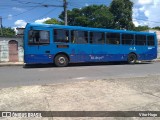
[133,26,150,31]
[109,0,134,30]
[59,5,114,29]
[152,26,160,30]
[46,0,136,30]
[44,18,63,25]
[0,27,15,37]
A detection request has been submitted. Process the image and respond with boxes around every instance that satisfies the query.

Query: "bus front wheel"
[127,53,137,64]
[54,54,69,67]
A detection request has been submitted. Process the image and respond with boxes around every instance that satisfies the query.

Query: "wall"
[155,31,160,58]
[148,30,160,58]
[0,37,23,62]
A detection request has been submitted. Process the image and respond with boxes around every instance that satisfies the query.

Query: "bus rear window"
[148,35,155,46]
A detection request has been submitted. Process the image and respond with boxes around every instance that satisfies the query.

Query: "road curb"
[0,59,160,67]
[0,62,24,66]
[153,59,160,62]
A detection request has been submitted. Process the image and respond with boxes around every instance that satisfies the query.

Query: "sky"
[0,0,160,29]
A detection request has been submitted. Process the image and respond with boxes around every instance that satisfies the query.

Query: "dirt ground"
[0,75,160,120]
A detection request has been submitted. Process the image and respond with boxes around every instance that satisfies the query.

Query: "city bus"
[23,23,157,67]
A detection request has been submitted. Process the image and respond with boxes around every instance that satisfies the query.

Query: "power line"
[41,4,63,7]
[1,0,62,7]
[2,5,41,19]
[1,0,63,19]
[1,0,160,27]
[0,5,42,8]
[30,8,58,22]
[11,0,47,5]
[1,0,47,19]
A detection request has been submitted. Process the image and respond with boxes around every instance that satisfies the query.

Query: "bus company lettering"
[129,47,136,51]
[90,55,104,60]
[148,47,155,49]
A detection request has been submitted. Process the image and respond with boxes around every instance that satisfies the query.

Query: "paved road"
[0,62,160,88]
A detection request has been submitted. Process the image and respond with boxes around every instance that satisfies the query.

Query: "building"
[0,37,23,62]
[148,30,160,58]
[156,31,160,58]
[155,31,160,45]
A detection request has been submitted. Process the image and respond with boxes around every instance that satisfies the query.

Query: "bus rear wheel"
[54,54,69,67]
[127,53,137,64]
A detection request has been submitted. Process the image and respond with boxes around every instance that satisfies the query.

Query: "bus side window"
[54,29,69,43]
[28,30,50,45]
[71,31,75,43]
[90,32,105,44]
[39,31,50,44]
[135,35,146,46]
[28,30,40,45]
[71,30,88,44]
[28,30,34,44]
[148,35,155,46]
[122,34,134,45]
[106,33,120,45]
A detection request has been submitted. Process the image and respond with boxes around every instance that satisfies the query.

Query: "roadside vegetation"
[44,0,160,32]
[0,27,15,37]
[1,0,160,37]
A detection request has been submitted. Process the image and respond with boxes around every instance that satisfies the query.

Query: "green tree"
[1,27,15,37]
[109,0,134,30]
[134,26,150,31]
[152,26,160,30]
[44,18,63,24]
[59,5,114,28]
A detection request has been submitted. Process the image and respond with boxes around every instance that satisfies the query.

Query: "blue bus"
[24,23,157,67]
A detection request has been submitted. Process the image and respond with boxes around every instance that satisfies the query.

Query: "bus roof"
[26,23,156,35]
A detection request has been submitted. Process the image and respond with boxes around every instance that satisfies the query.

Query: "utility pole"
[41,1,67,25]
[63,0,67,25]
[0,16,3,36]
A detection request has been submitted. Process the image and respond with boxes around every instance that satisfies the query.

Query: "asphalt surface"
[0,62,160,88]
[0,62,160,120]
[0,74,160,120]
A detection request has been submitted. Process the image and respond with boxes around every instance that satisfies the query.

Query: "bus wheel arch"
[127,52,137,64]
[54,53,70,67]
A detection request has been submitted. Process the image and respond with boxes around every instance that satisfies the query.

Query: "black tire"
[127,53,137,64]
[54,54,69,67]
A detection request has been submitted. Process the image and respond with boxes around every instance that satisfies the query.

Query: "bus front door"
[26,29,52,64]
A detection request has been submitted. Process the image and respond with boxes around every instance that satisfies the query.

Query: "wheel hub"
[58,57,66,64]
